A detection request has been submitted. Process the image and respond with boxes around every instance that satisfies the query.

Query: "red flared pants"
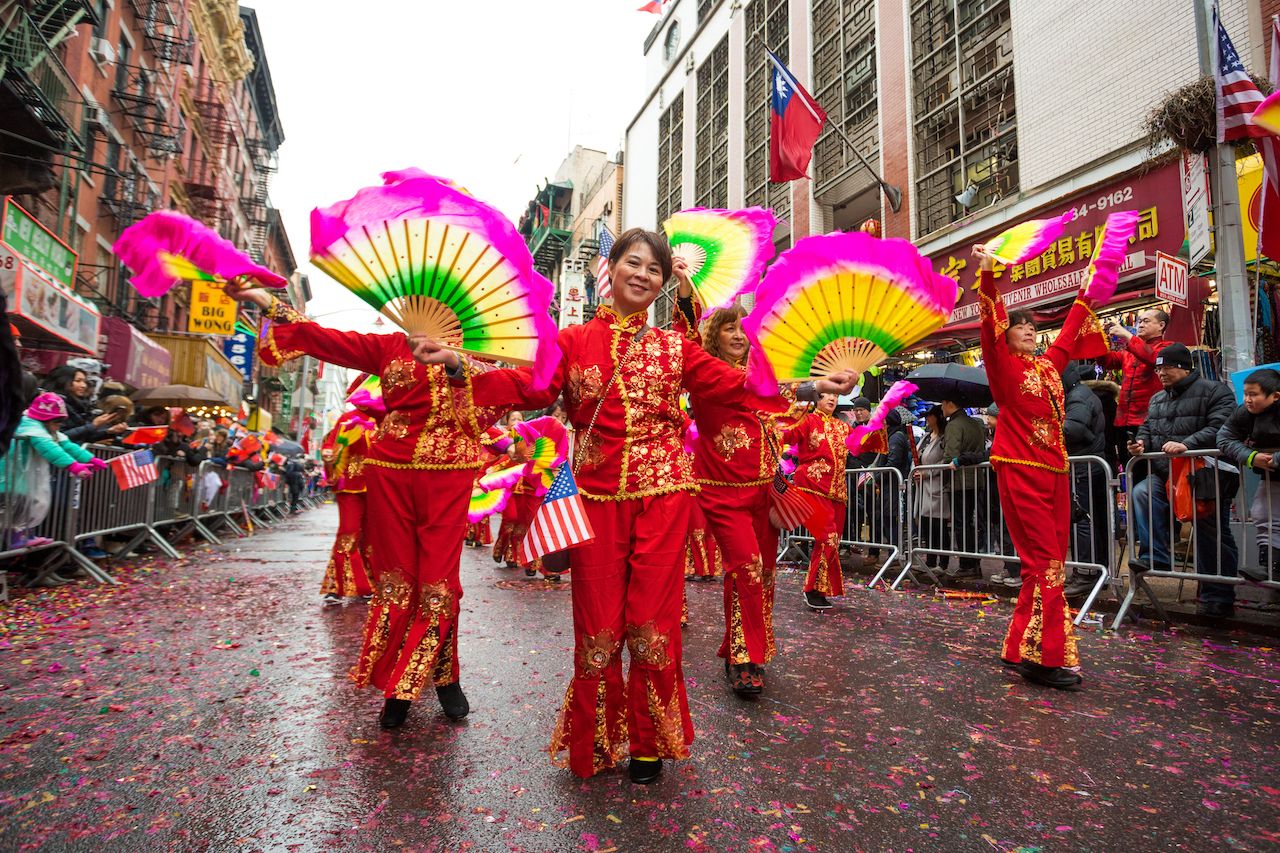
[804,497,846,597]
[494,491,538,564]
[996,464,1080,668]
[350,466,472,700]
[551,491,695,778]
[698,483,779,665]
[320,491,374,598]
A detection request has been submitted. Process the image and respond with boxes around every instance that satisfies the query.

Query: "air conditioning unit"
[84,103,112,129]
[89,37,115,65]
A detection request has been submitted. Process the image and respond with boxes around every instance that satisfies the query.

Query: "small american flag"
[518,463,595,564]
[595,224,614,301]
[769,469,829,532]
[1216,7,1266,143]
[110,449,159,490]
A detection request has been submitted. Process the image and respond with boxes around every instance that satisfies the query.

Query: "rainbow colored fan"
[514,416,569,495]
[743,232,957,388]
[113,210,287,297]
[983,210,1077,266]
[311,169,561,389]
[469,484,512,523]
[662,207,778,316]
[345,374,385,415]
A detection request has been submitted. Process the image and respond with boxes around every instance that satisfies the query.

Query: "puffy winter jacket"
[1063,364,1106,457]
[1136,372,1236,476]
[1217,400,1280,471]
[1097,335,1170,427]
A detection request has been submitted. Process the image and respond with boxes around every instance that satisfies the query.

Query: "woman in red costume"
[973,246,1109,691]
[412,229,856,783]
[319,405,376,604]
[492,411,534,570]
[673,296,790,697]
[783,393,851,611]
[230,287,501,729]
[465,428,507,548]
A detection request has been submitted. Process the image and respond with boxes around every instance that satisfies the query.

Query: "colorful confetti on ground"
[1,508,1278,851]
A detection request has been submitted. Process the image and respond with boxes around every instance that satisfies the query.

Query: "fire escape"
[241,137,275,263]
[129,0,194,65]
[185,75,230,234]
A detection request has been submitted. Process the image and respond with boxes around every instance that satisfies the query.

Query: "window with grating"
[743,0,790,221]
[656,97,684,226]
[698,0,717,23]
[695,36,730,208]
[811,0,878,194]
[910,0,1017,235]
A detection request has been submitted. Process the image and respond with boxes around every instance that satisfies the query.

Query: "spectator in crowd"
[284,455,307,513]
[42,365,127,445]
[1128,343,1239,618]
[913,406,950,570]
[1062,361,1110,600]
[940,396,984,578]
[970,404,1018,588]
[1217,367,1280,584]
[0,314,26,457]
[863,407,913,564]
[201,428,232,465]
[1100,310,1171,476]
[4,393,108,584]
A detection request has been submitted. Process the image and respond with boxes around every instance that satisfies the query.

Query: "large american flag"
[110,449,159,490]
[595,224,614,302]
[1216,7,1266,143]
[518,463,595,564]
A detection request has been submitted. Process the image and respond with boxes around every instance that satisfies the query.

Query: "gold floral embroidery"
[1046,558,1066,589]
[575,430,605,469]
[382,358,418,393]
[373,568,412,608]
[806,459,832,483]
[1077,308,1104,339]
[1019,369,1048,398]
[739,553,765,587]
[727,587,748,664]
[345,456,365,480]
[376,410,411,441]
[266,296,308,324]
[807,429,824,450]
[567,364,604,407]
[714,425,751,460]
[576,628,620,679]
[626,621,672,669]
[645,678,690,759]
[1029,417,1058,451]
[420,580,454,616]
[618,329,693,496]
[335,533,357,554]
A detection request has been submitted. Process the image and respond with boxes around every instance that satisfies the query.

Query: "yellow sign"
[187,278,236,336]
[1238,153,1263,263]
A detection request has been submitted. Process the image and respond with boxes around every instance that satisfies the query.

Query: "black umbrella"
[271,439,305,456]
[905,363,993,408]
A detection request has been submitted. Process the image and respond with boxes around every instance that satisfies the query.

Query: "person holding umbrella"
[972,245,1111,691]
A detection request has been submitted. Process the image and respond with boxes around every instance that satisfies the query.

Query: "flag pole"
[758,36,902,213]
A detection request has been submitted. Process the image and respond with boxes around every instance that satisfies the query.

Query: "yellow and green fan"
[310,169,561,389]
[662,207,778,316]
[742,232,958,388]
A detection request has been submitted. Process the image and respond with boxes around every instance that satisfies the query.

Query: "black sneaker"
[944,565,982,580]
[1063,578,1098,599]
[1017,662,1083,691]
[379,697,412,729]
[524,568,537,578]
[804,590,833,610]
[436,682,470,720]
[322,593,341,606]
[1196,600,1235,619]
[627,757,662,784]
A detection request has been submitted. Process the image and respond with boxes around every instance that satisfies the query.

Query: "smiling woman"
[411,228,858,784]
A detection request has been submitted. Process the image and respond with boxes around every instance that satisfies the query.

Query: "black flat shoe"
[379,697,412,729]
[627,757,662,784]
[436,682,470,720]
[999,656,1018,668]
[725,661,760,697]
[1017,662,1083,691]
[804,590,832,610]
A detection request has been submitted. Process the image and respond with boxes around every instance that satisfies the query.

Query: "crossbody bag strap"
[572,324,648,475]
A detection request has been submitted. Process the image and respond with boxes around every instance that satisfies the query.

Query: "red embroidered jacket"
[259,298,501,471]
[977,269,1109,474]
[782,412,852,503]
[321,409,373,492]
[464,305,790,501]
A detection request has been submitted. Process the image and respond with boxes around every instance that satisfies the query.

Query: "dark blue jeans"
[1132,472,1239,605]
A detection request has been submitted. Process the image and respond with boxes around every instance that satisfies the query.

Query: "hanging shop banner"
[188,277,236,336]
[1239,153,1266,264]
[931,160,1186,329]
[0,246,100,354]
[1154,251,1189,309]
[222,331,256,384]
[101,316,172,388]
[1181,152,1211,267]
[559,271,588,328]
[1,197,77,289]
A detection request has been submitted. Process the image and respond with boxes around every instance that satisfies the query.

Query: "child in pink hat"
[19,392,108,480]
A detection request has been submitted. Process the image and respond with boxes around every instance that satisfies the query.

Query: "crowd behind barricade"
[0,338,327,597]
[784,307,1280,626]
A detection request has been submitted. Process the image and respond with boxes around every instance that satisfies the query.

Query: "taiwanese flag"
[122,425,169,446]
[767,49,827,183]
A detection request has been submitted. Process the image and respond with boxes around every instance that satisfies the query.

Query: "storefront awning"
[0,249,100,354]
[101,316,172,389]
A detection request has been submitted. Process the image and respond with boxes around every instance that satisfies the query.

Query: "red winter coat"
[1097,335,1170,428]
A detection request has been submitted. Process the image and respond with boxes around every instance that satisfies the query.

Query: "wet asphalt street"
[1,503,1278,852]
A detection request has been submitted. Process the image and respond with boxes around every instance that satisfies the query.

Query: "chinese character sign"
[188,278,236,336]
[223,331,256,383]
[1,197,76,289]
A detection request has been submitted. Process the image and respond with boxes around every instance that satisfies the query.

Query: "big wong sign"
[930,160,1186,329]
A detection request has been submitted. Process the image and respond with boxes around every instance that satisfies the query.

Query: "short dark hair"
[1145,308,1170,327]
[609,228,673,282]
[1006,309,1035,329]
[1244,368,1280,396]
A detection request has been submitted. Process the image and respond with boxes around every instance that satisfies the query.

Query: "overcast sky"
[249,0,651,332]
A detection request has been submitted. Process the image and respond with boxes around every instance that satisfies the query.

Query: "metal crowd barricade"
[1115,449,1278,628]
[775,465,907,586]
[901,455,1117,627]
[77,445,181,562]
